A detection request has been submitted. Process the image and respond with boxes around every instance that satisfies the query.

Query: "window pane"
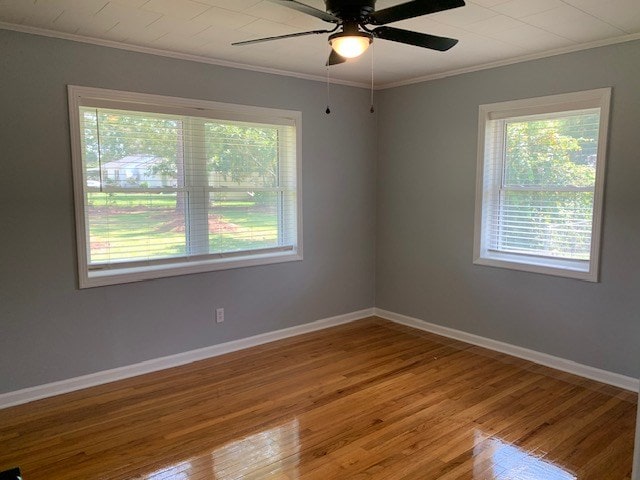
[504,113,599,188]
[205,123,279,189]
[496,191,594,260]
[209,192,279,254]
[87,193,186,264]
[80,107,183,189]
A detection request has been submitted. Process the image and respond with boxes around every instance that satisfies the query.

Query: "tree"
[82,110,180,165]
[505,116,597,187]
[204,122,278,188]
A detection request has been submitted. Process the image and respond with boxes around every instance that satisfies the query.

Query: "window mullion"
[184,117,209,256]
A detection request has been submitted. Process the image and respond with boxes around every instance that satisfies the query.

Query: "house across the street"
[101,155,174,188]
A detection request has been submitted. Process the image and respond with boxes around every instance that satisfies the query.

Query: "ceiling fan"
[233,0,466,65]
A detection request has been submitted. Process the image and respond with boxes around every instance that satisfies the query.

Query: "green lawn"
[87,193,278,263]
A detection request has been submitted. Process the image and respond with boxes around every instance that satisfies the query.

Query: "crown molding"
[0,22,370,89]
[2,22,640,91]
[376,32,640,90]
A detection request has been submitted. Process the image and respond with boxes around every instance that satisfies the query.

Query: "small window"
[474,89,611,281]
[68,86,302,288]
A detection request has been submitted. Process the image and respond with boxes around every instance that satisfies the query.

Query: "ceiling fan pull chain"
[370,42,375,113]
[326,61,331,114]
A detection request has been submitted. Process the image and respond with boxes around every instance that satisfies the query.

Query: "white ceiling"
[1,0,639,87]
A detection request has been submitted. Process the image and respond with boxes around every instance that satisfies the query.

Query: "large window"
[69,86,301,288]
[474,89,610,281]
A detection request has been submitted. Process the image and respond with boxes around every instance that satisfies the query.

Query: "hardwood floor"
[0,318,636,479]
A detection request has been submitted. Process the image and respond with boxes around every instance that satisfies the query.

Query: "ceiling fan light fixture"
[329,31,372,59]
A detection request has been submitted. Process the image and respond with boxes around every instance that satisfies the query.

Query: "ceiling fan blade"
[368,0,466,26]
[232,29,331,46]
[267,0,340,23]
[372,26,459,51]
[326,50,347,66]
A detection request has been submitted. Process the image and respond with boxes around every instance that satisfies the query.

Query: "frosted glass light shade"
[329,35,371,58]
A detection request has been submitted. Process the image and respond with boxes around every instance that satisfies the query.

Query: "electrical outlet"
[215,308,224,323]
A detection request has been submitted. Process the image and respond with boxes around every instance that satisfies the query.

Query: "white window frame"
[68,86,303,288]
[473,88,611,282]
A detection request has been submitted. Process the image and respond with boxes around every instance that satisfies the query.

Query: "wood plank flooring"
[0,317,636,479]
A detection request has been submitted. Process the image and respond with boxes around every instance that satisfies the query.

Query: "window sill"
[81,250,303,288]
[473,252,597,282]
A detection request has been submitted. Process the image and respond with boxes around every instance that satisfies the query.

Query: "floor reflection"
[212,418,300,478]
[145,419,300,479]
[145,460,192,480]
[474,430,576,479]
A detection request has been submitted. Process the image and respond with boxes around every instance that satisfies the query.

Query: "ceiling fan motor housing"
[325,0,376,20]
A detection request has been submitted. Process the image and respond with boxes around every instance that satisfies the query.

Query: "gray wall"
[2,28,639,395]
[377,40,640,378]
[0,29,376,394]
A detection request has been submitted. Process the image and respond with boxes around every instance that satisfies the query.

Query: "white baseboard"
[2,306,636,409]
[0,308,375,409]
[375,308,639,392]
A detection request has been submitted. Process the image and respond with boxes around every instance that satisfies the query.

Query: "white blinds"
[78,104,298,269]
[481,109,601,262]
